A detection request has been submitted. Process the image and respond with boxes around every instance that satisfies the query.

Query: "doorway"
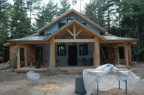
[68,45,77,66]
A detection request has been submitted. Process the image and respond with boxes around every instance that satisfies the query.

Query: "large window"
[57,45,66,56]
[79,44,88,55]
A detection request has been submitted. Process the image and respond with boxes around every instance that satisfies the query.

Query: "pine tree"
[10,0,31,39]
[36,0,58,29]
[26,0,41,25]
[120,0,144,61]
[57,0,71,16]
[85,0,105,26]
[85,0,120,30]
[0,0,9,45]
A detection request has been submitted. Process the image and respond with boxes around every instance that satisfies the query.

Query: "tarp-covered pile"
[83,64,139,95]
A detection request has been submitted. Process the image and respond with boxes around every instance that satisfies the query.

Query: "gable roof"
[44,20,105,41]
[37,9,108,34]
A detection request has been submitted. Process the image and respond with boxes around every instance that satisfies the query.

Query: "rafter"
[66,29,74,37]
[76,29,82,37]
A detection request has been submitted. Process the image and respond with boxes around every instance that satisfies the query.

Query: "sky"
[8,0,90,12]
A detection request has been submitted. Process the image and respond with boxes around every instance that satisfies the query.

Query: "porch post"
[24,45,28,67]
[93,38,100,67]
[116,46,120,65]
[49,38,55,67]
[128,44,132,64]
[17,45,20,69]
[124,43,129,67]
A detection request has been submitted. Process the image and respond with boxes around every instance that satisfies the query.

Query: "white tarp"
[83,64,139,95]
[27,71,40,80]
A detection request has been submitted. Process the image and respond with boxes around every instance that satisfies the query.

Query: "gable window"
[67,18,73,23]
[82,23,86,26]
[59,23,65,28]
[57,45,66,56]
[79,44,88,55]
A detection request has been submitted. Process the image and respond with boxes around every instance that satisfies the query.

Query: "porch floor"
[16,67,47,73]
[16,66,95,73]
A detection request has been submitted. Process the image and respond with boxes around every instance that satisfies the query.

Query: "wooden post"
[43,45,46,65]
[124,43,129,67]
[49,38,55,67]
[24,45,28,67]
[128,44,132,64]
[116,46,120,65]
[17,45,20,69]
[73,24,76,39]
[93,38,100,67]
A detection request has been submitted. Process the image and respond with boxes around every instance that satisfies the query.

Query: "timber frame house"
[6,9,137,71]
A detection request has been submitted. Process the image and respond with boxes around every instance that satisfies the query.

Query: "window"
[59,23,65,28]
[57,45,66,56]
[79,44,88,55]
[67,18,73,23]
[82,23,86,26]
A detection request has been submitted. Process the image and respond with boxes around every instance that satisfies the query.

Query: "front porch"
[8,21,135,72]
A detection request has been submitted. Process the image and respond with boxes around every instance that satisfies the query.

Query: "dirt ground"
[0,63,144,95]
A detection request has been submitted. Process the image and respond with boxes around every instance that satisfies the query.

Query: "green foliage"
[35,0,58,29]
[0,0,9,44]
[85,0,120,29]
[85,0,105,26]
[118,0,144,61]
[10,0,32,39]
[57,0,71,16]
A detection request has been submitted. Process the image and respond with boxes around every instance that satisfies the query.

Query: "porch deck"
[16,66,95,73]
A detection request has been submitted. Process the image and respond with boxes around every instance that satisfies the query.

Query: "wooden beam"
[93,38,100,66]
[66,29,74,37]
[17,45,20,69]
[76,29,82,37]
[128,45,132,64]
[9,41,50,44]
[43,45,46,65]
[124,43,129,67]
[116,46,120,65]
[54,39,95,43]
[73,24,76,39]
[49,38,55,67]
[24,45,28,67]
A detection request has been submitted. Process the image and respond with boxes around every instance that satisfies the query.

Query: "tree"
[10,0,31,39]
[120,0,144,61]
[26,0,41,25]
[85,0,104,26]
[57,0,71,16]
[35,0,58,29]
[0,0,10,51]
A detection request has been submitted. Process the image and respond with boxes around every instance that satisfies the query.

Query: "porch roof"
[102,35,137,44]
[9,36,47,42]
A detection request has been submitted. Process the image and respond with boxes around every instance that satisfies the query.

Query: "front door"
[68,45,77,66]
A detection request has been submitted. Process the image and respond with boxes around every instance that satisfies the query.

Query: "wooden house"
[7,9,137,72]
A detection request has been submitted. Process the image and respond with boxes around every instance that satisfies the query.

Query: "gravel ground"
[0,63,144,95]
